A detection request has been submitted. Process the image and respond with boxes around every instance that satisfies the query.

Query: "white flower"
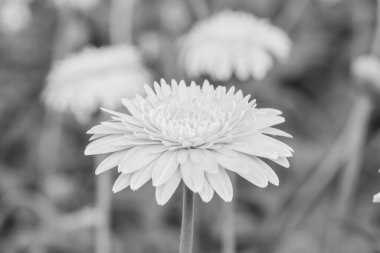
[374,192,380,203]
[42,45,151,123]
[179,10,291,81]
[85,79,293,205]
[52,0,99,11]
[0,0,32,34]
[352,55,380,88]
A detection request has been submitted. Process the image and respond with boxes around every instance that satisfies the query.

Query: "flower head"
[42,45,150,123]
[179,10,291,81]
[85,79,293,205]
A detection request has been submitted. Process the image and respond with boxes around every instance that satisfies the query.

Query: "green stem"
[179,185,195,253]
[109,0,137,44]
[187,0,209,19]
[222,174,235,253]
[222,201,235,253]
[95,157,112,253]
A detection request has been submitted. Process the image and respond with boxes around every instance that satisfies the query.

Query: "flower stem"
[222,201,235,253]
[179,185,195,253]
[371,0,380,55]
[187,0,209,19]
[95,156,112,253]
[222,174,236,253]
[109,0,137,44]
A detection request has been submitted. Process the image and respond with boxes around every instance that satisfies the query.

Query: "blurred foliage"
[1,0,380,253]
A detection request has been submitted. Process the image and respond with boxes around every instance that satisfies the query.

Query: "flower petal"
[189,149,203,163]
[95,151,126,175]
[130,160,156,191]
[250,114,285,131]
[180,160,205,192]
[84,135,129,155]
[211,151,249,174]
[112,173,132,193]
[152,151,179,186]
[199,178,214,202]
[119,146,162,174]
[177,149,189,164]
[206,168,233,202]
[155,171,182,205]
[238,154,269,187]
[261,127,292,138]
[270,157,290,168]
[201,149,219,174]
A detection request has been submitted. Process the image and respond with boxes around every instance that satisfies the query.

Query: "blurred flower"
[352,55,380,89]
[43,45,150,123]
[52,0,99,12]
[373,192,380,202]
[0,0,32,34]
[85,79,293,205]
[179,10,291,81]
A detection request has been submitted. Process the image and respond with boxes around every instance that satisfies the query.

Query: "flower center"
[151,99,227,142]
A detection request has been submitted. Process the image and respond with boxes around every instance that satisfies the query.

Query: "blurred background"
[1,0,380,252]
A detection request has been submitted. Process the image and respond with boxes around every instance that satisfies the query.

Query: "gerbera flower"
[42,45,150,123]
[352,55,380,88]
[85,79,293,205]
[179,10,291,81]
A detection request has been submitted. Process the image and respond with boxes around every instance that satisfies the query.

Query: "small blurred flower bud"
[352,55,380,93]
[0,0,32,34]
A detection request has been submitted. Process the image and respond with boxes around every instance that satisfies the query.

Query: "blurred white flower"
[179,10,291,81]
[0,0,32,34]
[352,55,380,88]
[43,45,151,123]
[374,192,380,202]
[52,0,99,12]
[85,79,293,205]
[320,0,342,5]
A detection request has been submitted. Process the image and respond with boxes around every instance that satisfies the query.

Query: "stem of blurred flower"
[53,7,89,59]
[186,0,208,19]
[372,0,380,55]
[275,0,311,33]
[179,185,195,253]
[325,93,372,253]
[95,2,139,252]
[109,0,137,44]
[37,113,63,200]
[325,0,380,251]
